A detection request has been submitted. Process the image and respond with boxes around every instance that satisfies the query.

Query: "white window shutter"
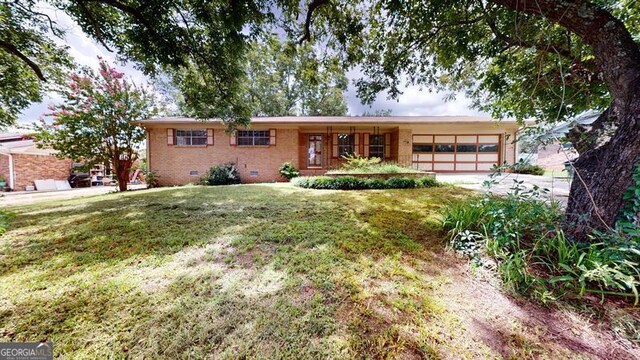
[229,131,236,146]
[167,129,174,146]
[269,129,276,145]
[207,129,214,145]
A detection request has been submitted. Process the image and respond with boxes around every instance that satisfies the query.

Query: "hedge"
[291,176,439,190]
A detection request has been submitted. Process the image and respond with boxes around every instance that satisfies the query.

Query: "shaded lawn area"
[0,184,638,359]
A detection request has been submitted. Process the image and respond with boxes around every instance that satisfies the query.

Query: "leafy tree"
[226,36,348,116]
[36,59,157,191]
[6,0,640,239]
[0,1,71,127]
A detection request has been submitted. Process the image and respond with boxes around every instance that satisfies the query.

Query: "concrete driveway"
[437,173,572,205]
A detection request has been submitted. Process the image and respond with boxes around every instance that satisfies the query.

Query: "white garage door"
[412,134,501,172]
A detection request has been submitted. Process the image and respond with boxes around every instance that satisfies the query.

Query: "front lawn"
[0,184,637,358]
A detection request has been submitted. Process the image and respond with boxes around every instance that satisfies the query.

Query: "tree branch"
[0,39,46,81]
[299,0,330,44]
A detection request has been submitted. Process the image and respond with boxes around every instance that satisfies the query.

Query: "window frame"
[338,133,355,157]
[175,129,208,146]
[369,134,385,158]
[236,130,271,146]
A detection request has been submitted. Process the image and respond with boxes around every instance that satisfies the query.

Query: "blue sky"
[16,6,486,125]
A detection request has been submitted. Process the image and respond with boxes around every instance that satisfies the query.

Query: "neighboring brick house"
[139,116,521,186]
[0,134,73,191]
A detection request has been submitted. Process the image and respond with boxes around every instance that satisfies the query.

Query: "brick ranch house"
[0,133,73,191]
[139,116,521,186]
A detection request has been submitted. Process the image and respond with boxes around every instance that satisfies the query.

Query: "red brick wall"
[0,155,9,183]
[147,125,300,185]
[12,154,73,190]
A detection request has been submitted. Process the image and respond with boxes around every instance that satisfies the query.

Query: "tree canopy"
[245,36,348,117]
[36,59,158,191]
[0,1,71,127]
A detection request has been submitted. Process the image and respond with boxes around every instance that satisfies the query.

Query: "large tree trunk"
[566,98,640,238]
[113,158,132,192]
[490,0,640,240]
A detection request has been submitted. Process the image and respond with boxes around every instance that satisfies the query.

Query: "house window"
[237,130,270,146]
[176,129,207,146]
[412,144,433,153]
[478,144,499,152]
[435,144,455,152]
[338,133,354,157]
[369,135,385,158]
[456,144,477,152]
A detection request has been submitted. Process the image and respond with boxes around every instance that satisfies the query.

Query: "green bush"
[279,162,300,180]
[340,154,382,170]
[199,163,241,186]
[511,161,545,175]
[442,180,640,304]
[292,176,439,190]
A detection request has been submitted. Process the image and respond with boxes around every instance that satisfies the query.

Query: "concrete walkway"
[0,184,147,207]
[437,173,572,204]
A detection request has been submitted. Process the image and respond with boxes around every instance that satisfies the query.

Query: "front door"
[308,135,323,167]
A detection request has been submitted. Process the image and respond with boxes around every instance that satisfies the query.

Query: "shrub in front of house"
[292,176,440,190]
[279,162,300,180]
[510,161,545,176]
[199,163,241,185]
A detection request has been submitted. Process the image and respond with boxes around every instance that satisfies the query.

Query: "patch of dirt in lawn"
[436,259,640,359]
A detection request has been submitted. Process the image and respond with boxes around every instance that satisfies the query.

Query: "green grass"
[0,184,636,358]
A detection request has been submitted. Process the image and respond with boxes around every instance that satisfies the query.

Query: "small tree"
[36,59,157,191]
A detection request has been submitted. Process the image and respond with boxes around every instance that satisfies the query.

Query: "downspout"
[8,154,15,189]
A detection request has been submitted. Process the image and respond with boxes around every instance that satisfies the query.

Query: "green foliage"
[0,1,71,127]
[278,162,300,180]
[199,163,241,186]
[292,176,439,190]
[511,161,545,176]
[35,59,157,191]
[442,181,640,304]
[144,170,160,189]
[617,162,640,232]
[246,36,348,116]
[340,154,383,170]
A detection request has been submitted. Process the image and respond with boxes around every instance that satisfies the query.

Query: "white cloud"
[18,6,487,124]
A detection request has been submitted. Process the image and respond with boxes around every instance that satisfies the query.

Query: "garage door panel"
[456,154,476,161]
[413,154,432,161]
[477,163,495,171]
[434,154,455,161]
[478,154,499,162]
[456,163,477,171]
[434,163,455,171]
[435,135,455,143]
[457,135,476,143]
[478,135,499,143]
[416,162,432,171]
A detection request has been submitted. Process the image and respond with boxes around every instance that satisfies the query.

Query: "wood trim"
[384,133,391,158]
[354,133,360,155]
[229,131,237,146]
[363,133,370,157]
[167,128,174,146]
[207,129,214,145]
[332,133,338,159]
[269,129,276,146]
